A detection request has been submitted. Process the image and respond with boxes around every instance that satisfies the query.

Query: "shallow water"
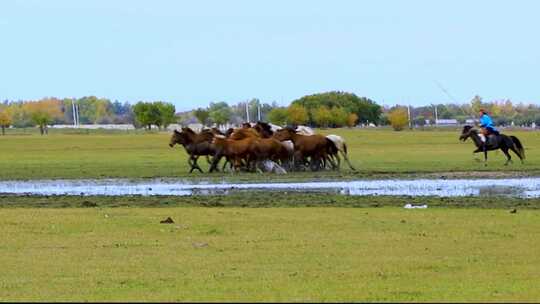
[1,178,540,198]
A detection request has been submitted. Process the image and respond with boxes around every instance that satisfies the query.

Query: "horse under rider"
[479,108,499,145]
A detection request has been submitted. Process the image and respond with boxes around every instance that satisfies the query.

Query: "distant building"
[435,119,458,125]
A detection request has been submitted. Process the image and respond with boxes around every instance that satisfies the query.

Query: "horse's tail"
[510,136,525,159]
[326,138,338,155]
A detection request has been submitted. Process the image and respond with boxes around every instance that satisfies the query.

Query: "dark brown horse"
[273,127,337,171]
[254,121,274,138]
[169,129,216,173]
[459,125,525,166]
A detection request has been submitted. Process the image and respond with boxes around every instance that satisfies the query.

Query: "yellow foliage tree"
[313,106,332,128]
[330,107,348,127]
[23,98,63,135]
[347,113,358,128]
[0,108,12,135]
[287,104,309,126]
[388,107,408,131]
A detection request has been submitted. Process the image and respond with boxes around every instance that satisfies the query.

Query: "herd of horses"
[169,122,356,173]
[169,122,527,173]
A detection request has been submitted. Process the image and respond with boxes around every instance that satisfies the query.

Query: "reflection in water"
[0,178,539,198]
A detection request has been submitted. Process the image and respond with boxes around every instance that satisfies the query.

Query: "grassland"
[1,206,539,302]
[0,127,538,180]
[1,127,539,302]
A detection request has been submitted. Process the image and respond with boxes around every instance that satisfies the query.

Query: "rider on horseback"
[479,109,499,145]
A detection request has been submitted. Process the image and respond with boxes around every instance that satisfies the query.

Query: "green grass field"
[1,206,539,302]
[1,128,539,301]
[0,127,538,180]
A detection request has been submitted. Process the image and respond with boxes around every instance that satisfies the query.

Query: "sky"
[1,0,539,111]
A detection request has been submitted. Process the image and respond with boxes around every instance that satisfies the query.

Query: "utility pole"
[245,101,250,123]
[434,104,438,126]
[407,105,412,129]
[72,98,77,127]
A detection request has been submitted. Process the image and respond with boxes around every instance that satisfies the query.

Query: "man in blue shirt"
[479,109,499,145]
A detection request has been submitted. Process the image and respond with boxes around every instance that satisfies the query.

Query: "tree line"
[2,92,540,135]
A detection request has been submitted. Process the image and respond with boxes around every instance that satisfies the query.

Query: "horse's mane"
[181,127,196,134]
[255,121,274,136]
[282,126,297,133]
[462,125,477,133]
[230,127,260,140]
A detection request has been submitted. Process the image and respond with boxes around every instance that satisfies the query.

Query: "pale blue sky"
[1,0,539,111]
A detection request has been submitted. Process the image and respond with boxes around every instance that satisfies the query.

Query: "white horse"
[295,125,356,171]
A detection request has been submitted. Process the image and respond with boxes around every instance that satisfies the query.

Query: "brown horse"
[273,127,337,171]
[210,135,257,172]
[169,129,216,173]
[229,127,261,140]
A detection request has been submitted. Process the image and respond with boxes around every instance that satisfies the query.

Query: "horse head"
[273,127,296,141]
[169,129,185,147]
[459,125,475,141]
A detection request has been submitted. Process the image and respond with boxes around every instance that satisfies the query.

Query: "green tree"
[470,95,484,114]
[155,102,176,129]
[291,91,381,125]
[287,104,309,126]
[133,102,159,130]
[209,102,232,125]
[388,107,408,131]
[267,107,288,126]
[330,107,349,127]
[193,108,210,126]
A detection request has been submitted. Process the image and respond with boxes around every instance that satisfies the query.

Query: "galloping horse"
[274,127,337,171]
[169,129,216,173]
[210,135,257,172]
[459,125,525,166]
[295,125,356,171]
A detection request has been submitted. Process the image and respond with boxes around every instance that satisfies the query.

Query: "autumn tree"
[287,104,309,126]
[388,107,408,131]
[312,106,332,128]
[346,113,358,128]
[23,99,63,135]
[0,108,12,135]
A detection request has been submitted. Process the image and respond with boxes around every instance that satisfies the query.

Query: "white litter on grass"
[404,203,428,209]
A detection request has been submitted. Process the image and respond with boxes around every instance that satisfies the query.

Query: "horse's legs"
[333,153,341,171]
[501,147,512,166]
[483,146,488,166]
[191,155,203,173]
[209,154,222,173]
[509,145,524,164]
[340,150,357,171]
[188,156,196,173]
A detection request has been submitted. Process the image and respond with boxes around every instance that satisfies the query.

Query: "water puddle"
[0,178,540,198]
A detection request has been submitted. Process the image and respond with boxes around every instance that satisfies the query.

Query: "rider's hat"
[479,108,486,113]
